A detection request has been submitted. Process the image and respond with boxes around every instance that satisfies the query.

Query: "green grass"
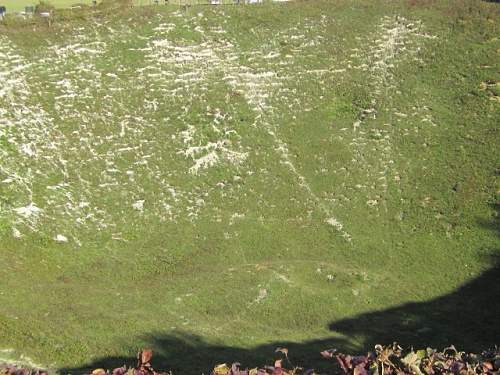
[1,0,96,12]
[0,0,498,373]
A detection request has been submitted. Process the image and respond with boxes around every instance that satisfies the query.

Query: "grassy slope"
[0,0,498,372]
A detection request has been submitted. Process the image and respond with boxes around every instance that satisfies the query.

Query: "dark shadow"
[61,262,499,374]
[62,205,499,374]
[61,333,353,374]
[330,201,499,352]
[330,253,499,351]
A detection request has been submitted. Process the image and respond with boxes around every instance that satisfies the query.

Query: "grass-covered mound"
[0,0,498,373]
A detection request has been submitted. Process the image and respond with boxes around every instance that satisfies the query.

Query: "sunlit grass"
[0,0,498,373]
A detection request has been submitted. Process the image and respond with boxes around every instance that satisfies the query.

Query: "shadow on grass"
[330,254,499,351]
[61,260,499,374]
[330,202,499,356]
[61,332,354,374]
[330,203,499,352]
[62,207,499,374]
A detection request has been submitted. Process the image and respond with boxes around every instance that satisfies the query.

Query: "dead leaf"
[213,363,230,375]
[112,366,127,375]
[320,349,337,359]
[140,349,153,365]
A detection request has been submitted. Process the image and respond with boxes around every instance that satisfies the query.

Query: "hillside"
[0,0,498,373]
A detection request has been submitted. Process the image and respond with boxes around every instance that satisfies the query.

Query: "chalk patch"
[54,234,68,243]
[14,203,41,218]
